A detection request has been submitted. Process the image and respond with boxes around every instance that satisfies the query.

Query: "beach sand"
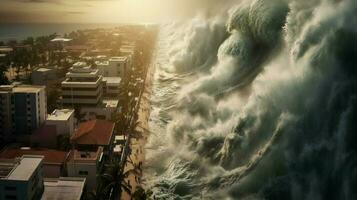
[121,60,155,200]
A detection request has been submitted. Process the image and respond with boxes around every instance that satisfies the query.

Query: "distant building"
[102,77,121,97]
[61,62,103,106]
[42,177,86,200]
[0,84,47,140]
[31,68,57,86]
[66,147,103,192]
[46,109,75,136]
[71,119,115,153]
[0,149,68,178]
[0,155,44,200]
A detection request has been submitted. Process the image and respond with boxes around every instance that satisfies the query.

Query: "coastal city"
[0,25,157,200]
[1,0,357,200]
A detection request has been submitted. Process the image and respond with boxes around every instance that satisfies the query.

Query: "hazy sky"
[0,0,230,23]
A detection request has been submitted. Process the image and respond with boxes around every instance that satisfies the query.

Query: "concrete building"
[80,99,118,121]
[0,84,47,139]
[46,109,75,136]
[102,77,121,97]
[31,68,56,86]
[96,57,128,79]
[0,155,44,200]
[66,147,103,192]
[61,62,103,106]
[42,177,86,200]
[0,149,68,179]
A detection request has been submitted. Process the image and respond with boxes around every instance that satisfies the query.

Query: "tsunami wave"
[144,0,357,199]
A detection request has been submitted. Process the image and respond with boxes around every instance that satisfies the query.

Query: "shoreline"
[121,51,156,199]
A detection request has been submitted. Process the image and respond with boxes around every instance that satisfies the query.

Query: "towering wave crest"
[144,0,357,199]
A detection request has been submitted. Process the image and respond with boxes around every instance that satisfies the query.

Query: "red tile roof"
[71,119,115,146]
[0,149,68,165]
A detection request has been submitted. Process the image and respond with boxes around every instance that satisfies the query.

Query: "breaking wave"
[144,0,357,199]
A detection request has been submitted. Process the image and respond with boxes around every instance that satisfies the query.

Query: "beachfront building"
[61,62,103,107]
[0,155,44,200]
[96,57,129,78]
[102,77,121,97]
[46,109,75,136]
[71,119,115,153]
[0,84,47,140]
[66,147,103,192]
[80,99,119,121]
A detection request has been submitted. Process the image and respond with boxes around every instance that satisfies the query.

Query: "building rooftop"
[47,109,74,121]
[95,60,109,66]
[0,149,68,166]
[0,155,43,181]
[42,177,86,200]
[103,99,119,108]
[68,147,103,162]
[109,56,128,62]
[103,77,122,85]
[36,68,54,72]
[50,38,72,42]
[71,120,115,146]
[0,84,44,93]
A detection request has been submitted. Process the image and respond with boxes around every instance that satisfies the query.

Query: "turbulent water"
[144,0,357,199]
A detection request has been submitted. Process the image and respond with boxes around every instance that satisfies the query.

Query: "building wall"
[42,164,62,178]
[46,114,75,136]
[67,161,97,192]
[0,161,44,200]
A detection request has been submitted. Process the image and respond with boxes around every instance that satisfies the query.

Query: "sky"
[0,0,229,24]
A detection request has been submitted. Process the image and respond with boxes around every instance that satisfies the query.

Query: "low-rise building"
[31,68,57,86]
[66,147,103,192]
[102,77,121,97]
[71,119,115,153]
[0,149,68,178]
[0,155,44,200]
[46,109,75,136]
[42,177,86,200]
[80,99,118,121]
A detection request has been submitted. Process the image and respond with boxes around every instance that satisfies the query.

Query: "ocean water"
[0,23,121,42]
[143,0,357,199]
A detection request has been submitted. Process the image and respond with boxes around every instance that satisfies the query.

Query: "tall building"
[0,155,44,200]
[61,62,103,106]
[0,84,47,140]
[96,57,128,78]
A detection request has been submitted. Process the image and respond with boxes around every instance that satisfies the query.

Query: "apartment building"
[46,109,75,136]
[96,57,129,79]
[61,62,103,106]
[0,84,47,139]
[0,155,44,200]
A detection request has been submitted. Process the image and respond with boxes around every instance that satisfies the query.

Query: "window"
[5,195,17,200]
[79,170,88,175]
[4,186,16,191]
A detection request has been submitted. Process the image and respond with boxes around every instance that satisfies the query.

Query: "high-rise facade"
[0,84,47,140]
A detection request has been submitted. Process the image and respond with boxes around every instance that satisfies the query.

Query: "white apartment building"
[0,84,47,139]
[96,57,129,79]
[61,62,103,106]
[102,77,121,97]
[46,109,75,136]
[0,155,44,200]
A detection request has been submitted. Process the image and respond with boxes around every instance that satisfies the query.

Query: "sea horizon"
[0,22,129,42]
